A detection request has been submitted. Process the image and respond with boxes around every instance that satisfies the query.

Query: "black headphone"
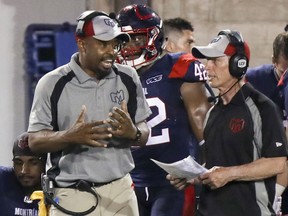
[76,10,109,37]
[218,30,249,78]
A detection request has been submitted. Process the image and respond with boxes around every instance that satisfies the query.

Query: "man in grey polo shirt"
[28,10,151,216]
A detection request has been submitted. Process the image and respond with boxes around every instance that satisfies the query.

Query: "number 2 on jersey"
[146,97,170,146]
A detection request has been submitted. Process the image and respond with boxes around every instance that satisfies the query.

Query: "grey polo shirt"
[28,53,151,187]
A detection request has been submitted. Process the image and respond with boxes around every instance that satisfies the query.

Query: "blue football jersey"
[245,64,284,111]
[0,166,39,216]
[131,52,207,187]
[278,69,288,120]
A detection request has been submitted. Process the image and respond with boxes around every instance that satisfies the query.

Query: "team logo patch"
[229,118,245,133]
[110,90,124,104]
[146,75,162,84]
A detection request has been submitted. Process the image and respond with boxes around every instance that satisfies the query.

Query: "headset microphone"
[207,95,220,103]
[207,79,240,103]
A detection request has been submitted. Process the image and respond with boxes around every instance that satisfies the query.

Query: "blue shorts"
[134,185,185,216]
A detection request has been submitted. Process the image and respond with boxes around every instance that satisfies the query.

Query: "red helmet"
[117,4,164,69]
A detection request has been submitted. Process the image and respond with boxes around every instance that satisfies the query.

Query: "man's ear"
[272,55,277,64]
[165,40,174,53]
[77,39,86,52]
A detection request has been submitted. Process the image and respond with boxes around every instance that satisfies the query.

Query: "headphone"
[218,30,249,78]
[76,10,109,37]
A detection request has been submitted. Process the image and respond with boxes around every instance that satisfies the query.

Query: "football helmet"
[117,4,164,69]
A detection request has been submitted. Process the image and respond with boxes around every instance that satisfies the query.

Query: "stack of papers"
[151,156,207,180]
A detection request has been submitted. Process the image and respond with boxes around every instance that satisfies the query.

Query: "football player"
[117,4,211,216]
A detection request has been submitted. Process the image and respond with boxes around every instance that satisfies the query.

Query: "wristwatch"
[134,126,142,142]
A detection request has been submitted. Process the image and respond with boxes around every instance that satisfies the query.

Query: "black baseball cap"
[13,132,45,160]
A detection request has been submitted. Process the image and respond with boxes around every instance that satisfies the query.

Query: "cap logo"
[238,59,247,68]
[104,18,115,27]
[210,36,221,44]
[18,138,29,149]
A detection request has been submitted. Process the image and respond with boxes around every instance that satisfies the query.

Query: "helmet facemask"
[118,25,162,70]
[116,4,164,70]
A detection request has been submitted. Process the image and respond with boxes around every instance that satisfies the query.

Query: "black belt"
[63,178,120,190]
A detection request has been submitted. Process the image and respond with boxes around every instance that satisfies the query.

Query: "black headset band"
[218,30,245,55]
[76,10,109,37]
[218,30,248,78]
[77,11,108,22]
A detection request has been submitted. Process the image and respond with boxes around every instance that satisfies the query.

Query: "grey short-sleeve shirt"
[28,53,151,187]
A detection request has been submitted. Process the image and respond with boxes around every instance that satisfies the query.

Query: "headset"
[76,10,109,37]
[218,30,249,78]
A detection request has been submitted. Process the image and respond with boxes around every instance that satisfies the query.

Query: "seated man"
[0,132,45,215]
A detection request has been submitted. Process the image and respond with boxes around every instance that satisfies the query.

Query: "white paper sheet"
[151,156,208,180]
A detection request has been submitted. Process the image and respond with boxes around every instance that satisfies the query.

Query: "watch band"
[134,126,142,142]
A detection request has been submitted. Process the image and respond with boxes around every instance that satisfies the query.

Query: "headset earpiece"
[218,30,249,78]
[76,10,109,37]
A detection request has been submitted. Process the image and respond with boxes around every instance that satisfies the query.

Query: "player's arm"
[180,82,211,141]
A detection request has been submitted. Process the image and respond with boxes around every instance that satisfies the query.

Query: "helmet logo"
[135,6,153,20]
